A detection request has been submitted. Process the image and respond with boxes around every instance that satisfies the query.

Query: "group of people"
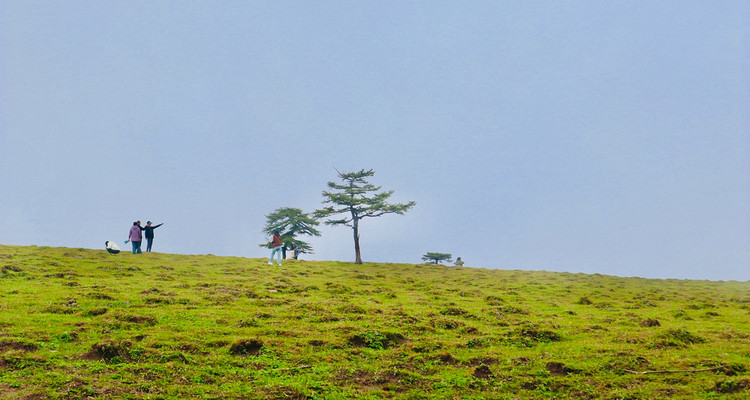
[267,230,303,266]
[124,220,164,254]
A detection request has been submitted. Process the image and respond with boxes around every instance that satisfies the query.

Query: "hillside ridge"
[1,244,749,399]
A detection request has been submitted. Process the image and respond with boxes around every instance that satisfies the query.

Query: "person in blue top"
[143,221,164,252]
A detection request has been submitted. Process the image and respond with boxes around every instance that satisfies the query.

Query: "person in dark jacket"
[143,221,164,252]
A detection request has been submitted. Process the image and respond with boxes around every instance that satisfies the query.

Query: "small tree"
[422,252,453,265]
[261,207,321,255]
[314,169,416,264]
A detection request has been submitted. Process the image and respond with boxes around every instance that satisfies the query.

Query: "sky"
[1,1,748,281]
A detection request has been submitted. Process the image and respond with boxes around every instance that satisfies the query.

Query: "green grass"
[1,244,749,399]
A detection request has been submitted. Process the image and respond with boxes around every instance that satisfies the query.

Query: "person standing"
[143,221,164,252]
[126,221,144,254]
[291,243,300,260]
[269,229,283,265]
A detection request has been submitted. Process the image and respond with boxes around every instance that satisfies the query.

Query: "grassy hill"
[1,244,749,399]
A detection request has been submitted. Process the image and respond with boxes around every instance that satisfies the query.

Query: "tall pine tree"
[315,169,416,264]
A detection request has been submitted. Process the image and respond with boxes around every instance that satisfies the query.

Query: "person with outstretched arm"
[143,221,164,252]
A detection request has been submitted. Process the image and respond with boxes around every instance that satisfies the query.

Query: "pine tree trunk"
[353,218,362,264]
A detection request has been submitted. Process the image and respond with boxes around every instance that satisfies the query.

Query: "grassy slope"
[0,244,749,399]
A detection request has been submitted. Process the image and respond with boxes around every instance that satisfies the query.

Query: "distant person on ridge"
[455,257,464,266]
[269,229,283,266]
[291,243,300,260]
[125,221,144,254]
[143,221,164,252]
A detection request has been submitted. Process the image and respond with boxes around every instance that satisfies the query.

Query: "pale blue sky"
[1,1,748,280]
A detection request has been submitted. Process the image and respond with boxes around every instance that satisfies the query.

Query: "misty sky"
[1,1,748,281]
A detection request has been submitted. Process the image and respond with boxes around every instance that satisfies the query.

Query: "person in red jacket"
[268,229,283,266]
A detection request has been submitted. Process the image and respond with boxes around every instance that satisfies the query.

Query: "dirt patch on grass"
[335,368,414,391]
[118,314,158,326]
[513,356,531,366]
[261,386,308,400]
[714,377,750,394]
[436,352,460,365]
[348,330,406,350]
[85,292,114,300]
[229,338,264,356]
[473,365,494,379]
[469,357,499,367]
[82,339,133,362]
[1,265,22,274]
[430,318,464,330]
[236,319,262,328]
[494,305,529,315]
[338,304,368,314]
[640,318,660,327]
[576,296,593,305]
[0,340,39,353]
[83,307,108,317]
[650,328,706,348]
[440,306,470,316]
[546,362,570,376]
